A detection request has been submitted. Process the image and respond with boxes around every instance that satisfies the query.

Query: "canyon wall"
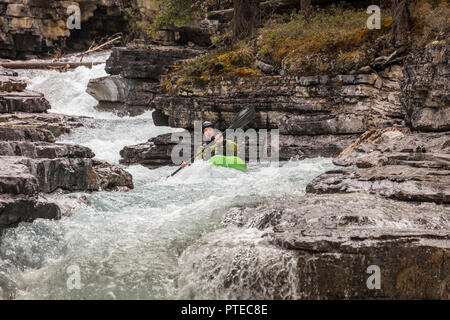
[0,0,131,59]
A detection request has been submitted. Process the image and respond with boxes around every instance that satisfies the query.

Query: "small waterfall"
[176,227,300,299]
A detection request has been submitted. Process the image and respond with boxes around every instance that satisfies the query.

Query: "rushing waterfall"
[0,56,334,299]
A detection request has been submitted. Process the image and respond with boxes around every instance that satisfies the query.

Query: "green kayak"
[208,155,247,172]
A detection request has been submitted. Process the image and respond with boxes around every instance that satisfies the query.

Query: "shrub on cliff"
[164,42,260,89]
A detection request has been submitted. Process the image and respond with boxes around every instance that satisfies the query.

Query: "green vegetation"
[151,0,204,32]
[164,42,261,90]
[163,0,449,88]
[167,4,391,87]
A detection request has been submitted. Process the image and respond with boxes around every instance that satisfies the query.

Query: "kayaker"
[179,121,238,168]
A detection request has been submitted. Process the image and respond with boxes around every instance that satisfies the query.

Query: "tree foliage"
[151,0,204,31]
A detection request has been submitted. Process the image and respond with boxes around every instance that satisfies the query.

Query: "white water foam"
[1,59,335,299]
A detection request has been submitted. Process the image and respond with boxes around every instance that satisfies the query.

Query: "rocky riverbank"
[83,35,449,299]
[0,66,133,229]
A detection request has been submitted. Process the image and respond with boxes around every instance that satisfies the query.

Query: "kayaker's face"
[203,127,215,141]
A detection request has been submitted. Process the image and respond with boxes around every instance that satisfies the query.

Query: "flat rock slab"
[0,141,94,159]
[307,129,450,203]
[0,112,92,142]
[0,75,26,92]
[177,193,449,299]
[0,194,61,229]
[0,90,50,113]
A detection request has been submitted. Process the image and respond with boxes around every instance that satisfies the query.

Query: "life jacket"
[195,139,238,161]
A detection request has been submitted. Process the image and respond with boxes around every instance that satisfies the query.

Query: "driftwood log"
[0,61,104,70]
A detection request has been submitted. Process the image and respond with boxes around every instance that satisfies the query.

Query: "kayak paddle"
[167,106,256,178]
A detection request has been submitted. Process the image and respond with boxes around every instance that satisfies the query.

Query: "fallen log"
[0,61,104,70]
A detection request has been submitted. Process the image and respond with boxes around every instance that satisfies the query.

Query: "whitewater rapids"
[0,54,334,299]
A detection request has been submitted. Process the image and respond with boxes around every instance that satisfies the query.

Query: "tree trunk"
[233,0,260,40]
[301,0,311,18]
[391,0,410,46]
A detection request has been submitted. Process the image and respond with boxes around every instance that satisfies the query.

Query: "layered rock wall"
[308,39,450,204]
[0,0,131,58]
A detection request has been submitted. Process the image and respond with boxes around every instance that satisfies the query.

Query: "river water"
[0,54,334,299]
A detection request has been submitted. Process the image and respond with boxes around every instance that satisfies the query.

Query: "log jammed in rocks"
[0,61,104,70]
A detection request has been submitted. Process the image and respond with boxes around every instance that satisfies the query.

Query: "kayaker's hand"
[180,162,188,168]
[214,133,223,143]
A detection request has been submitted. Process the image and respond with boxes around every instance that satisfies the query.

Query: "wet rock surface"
[0,194,61,229]
[178,193,450,299]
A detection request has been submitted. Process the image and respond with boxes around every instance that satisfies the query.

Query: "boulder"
[177,193,450,299]
[0,194,61,229]
[0,112,92,141]
[90,159,134,191]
